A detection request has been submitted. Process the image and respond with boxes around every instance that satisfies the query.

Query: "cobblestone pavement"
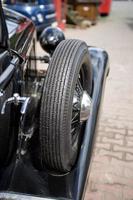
[65,2,133,200]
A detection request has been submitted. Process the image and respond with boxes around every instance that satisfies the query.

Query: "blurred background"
[3,0,133,199]
[2,0,112,32]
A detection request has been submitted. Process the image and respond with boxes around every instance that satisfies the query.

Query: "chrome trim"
[80,91,92,122]
[1,93,30,114]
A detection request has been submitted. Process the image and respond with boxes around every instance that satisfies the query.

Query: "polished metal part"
[73,95,78,105]
[0,90,4,97]
[80,91,92,122]
[73,95,80,111]
[1,93,30,114]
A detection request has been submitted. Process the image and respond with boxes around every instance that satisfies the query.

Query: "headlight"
[37,13,44,23]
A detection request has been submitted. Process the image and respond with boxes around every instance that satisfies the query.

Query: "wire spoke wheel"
[71,73,84,147]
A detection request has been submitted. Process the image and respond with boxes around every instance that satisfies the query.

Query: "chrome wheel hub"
[71,73,92,145]
[80,91,92,122]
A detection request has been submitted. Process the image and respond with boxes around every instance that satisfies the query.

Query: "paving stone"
[124,167,133,179]
[98,130,115,138]
[87,182,123,199]
[123,186,133,200]
[107,119,126,129]
[90,160,124,177]
[97,126,106,132]
[128,130,133,136]
[104,193,122,200]
[99,149,123,160]
[105,127,126,135]
[102,136,123,145]
[113,145,133,154]
[95,142,111,150]
[111,158,133,169]
[126,153,133,161]
[84,191,105,200]
[126,141,133,147]
[115,133,124,140]
[95,136,101,143]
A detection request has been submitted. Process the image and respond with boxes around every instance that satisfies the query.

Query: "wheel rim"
[71,68,92,147]
[71,77,82,146]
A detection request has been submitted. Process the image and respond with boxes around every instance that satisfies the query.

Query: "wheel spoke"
[71,119,79,126]
[72,112,79,122]
[71,126,79,136]
[71,71,85,145]
[71,128,75,135]
[76,78,83,96]
[73,102,80,111]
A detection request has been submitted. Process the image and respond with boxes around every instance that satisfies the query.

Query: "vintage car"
[3,0,57,35]
[0,1,109,200]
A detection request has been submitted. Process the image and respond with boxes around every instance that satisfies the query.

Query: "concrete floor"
[37,2,133,199]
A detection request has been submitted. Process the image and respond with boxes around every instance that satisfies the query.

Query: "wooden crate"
[75,4,99,24]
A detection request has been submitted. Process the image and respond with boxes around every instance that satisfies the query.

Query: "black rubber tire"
[39,39,92,173]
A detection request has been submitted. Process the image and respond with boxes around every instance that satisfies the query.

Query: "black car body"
[0,3,109,200]
[5,7,36,53]
[0,7,37,167]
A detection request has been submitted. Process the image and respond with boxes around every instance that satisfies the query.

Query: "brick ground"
[65,2,133,200]
[37,2,133,199]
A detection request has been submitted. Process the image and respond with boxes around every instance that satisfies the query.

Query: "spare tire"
[39,39,92,173]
